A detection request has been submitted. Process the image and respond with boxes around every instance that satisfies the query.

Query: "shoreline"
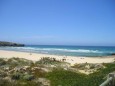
[0,50,115,65]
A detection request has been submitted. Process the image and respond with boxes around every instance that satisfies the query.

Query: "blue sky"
[0,0,115,46]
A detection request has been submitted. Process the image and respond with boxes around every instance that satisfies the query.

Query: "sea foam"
[11,47,103,53]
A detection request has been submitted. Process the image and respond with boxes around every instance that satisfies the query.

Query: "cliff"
[0,41,24,47]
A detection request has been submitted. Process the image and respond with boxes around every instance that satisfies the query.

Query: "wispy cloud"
[22,35,55,39]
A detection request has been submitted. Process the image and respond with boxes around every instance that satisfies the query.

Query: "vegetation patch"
[0,57,115,86]
[46,63,115,86]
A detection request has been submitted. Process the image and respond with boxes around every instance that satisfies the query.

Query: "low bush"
[46,63,115,86]
[0,58,6,66]
[35,57,61,65]
[23,74,34,81]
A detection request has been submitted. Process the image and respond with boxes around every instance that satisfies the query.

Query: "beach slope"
[0,50,115,65]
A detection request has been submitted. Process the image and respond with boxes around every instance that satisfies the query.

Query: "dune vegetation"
[0,57,115,86]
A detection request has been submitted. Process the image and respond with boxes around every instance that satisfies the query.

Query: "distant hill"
[0,41,24,47]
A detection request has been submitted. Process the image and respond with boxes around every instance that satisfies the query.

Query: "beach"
[0,50,114,65]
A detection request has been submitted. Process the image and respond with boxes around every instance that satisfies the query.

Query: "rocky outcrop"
[111,53,115,55]
[0,41,24,47]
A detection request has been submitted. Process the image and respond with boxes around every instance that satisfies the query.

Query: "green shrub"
[11,72,22,80]
[46,63,115,86]
[0,72,7,78]
[35,57,61,65]
[0,79,14,86]
[23,74,34,81]
[0,58,6,66]
[7,57,33,67]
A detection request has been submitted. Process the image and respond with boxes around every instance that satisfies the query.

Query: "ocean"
[0,45,115,57]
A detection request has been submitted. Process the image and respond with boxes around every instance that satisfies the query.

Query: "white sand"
[0,50,115,65]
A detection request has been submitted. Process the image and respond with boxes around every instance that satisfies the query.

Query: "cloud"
[22,35,55,39]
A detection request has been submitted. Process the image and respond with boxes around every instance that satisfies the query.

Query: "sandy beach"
[0,50,115,65]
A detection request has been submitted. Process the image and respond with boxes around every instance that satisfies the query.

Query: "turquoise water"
[0,45,115,57]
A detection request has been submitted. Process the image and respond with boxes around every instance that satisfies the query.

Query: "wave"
[7,47,103,53]
[49,49,102,53]
[60,49,102,53]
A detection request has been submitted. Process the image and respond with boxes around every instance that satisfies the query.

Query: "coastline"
[0,50,115,65]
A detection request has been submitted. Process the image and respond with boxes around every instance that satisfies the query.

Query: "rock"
[111,53,115,55]
[0,41,24,47]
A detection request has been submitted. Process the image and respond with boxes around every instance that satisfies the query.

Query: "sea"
[0,45,115,57]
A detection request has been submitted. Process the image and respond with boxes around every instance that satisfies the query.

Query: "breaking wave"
[8,47,103,53]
